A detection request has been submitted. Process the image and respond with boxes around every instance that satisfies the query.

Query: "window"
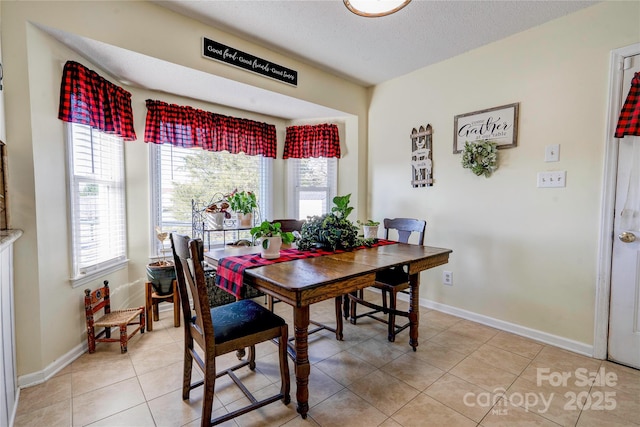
[67,123,127,285]
[288,157,337,219]
[151,144,272,255]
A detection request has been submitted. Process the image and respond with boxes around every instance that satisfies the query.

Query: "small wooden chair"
[84,280,145,353]
[170,233,290,427]
[145,279,180,331]
[348,218,426,342]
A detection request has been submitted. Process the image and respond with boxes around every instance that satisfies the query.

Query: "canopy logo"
[462,367,618,416]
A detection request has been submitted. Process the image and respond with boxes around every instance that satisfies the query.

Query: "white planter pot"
[363,225,379,239]
[206,212,226,230]
[237,212,253,228]
[260,236,282,259]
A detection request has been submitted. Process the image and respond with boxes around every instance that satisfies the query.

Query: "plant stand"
[146,261,176,295]
[145,280,180,331]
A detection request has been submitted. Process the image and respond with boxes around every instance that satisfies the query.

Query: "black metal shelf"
[192,196,258,250]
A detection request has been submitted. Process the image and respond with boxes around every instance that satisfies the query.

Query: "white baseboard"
[392,291,595,357]
[18,341,88,388]
[420,298,593,357]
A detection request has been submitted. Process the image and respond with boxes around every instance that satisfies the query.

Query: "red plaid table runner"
[215,239,398,298]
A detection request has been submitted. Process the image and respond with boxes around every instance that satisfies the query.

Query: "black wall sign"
[202,37,298,87]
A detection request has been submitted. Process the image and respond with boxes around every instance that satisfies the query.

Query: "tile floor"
[14,292,640,426]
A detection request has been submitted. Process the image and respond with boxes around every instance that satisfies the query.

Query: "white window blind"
[67,123,127,280]
[288,157,337,219]
[151,144,272,255]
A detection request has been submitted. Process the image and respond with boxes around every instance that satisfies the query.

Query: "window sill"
[70,259,129,289]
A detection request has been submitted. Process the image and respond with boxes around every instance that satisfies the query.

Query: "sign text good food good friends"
[202,37,298,86]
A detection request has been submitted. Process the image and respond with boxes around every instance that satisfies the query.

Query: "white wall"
[367,1,640,347]
[2,0,368,378]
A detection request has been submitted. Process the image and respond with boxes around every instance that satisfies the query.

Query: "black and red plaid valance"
[144,100,276,158]
[212,114,276,157]
[283,123,340,159]
[144,100,214,149]
[58,61,136,141]
[615,72,640,138]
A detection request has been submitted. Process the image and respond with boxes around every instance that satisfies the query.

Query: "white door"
[609,54,640,369]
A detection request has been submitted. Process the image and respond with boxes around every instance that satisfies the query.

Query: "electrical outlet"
[443,271,453,286]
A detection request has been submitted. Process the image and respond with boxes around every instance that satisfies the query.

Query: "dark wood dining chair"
[271,218,305,234]
[348,217,426,342]
[170,233,290,427]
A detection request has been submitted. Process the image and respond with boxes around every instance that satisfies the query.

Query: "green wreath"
[461,140,498,177]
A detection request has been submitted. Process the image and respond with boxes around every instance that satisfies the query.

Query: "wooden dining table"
[204,242,452,418]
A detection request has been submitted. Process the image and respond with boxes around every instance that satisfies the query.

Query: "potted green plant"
[250,221,295,259]
[205,199,231,230]
[297,194,372,251]
[227,189,258,227]
[357,219,380,239]
[146,227,175,295]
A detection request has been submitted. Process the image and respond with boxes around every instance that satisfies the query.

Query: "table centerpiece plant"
[297,194,375,251]
[250,221,296,259]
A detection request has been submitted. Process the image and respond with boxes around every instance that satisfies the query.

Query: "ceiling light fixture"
[344,0,411,17]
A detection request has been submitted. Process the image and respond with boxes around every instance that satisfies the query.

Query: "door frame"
[594,42,640,359]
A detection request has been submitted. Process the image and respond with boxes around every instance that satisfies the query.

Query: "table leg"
[342,293,350,319]
[409,273,420,351]
[293,305,311,419]
[334,296,343,340]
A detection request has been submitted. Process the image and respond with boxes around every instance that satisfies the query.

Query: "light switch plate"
[545,144,560,162]
[537,171,566,188]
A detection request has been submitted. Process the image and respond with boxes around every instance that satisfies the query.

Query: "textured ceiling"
[154,0,597,86]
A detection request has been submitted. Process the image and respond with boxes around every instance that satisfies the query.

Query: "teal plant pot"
[146,261,176,295]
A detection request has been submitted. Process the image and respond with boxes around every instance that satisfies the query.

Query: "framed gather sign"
[453,103,519,153]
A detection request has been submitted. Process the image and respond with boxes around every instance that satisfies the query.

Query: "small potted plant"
[205,199,231,230]
[146,227,176,295]
[250,221,295,259]
[227,189,258,227]
[357,219,380,239]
